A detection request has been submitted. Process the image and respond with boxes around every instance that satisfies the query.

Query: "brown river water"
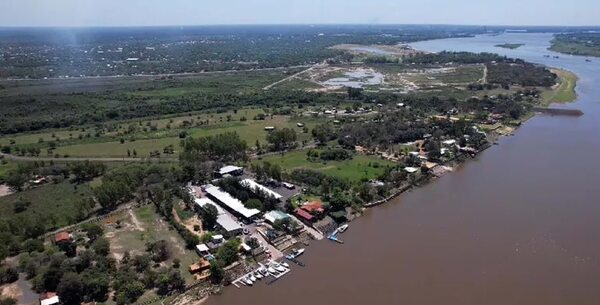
[205,33,600,305]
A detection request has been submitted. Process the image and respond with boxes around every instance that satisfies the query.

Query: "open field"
[255,149,396,181]
[0,181,93,230]
[541,69,578,104]
[52,115,322,157]
[104,205,200,284]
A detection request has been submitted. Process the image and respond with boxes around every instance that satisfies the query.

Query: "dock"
[232,260,291,288]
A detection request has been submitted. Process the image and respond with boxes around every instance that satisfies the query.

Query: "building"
[204,185,261,220]
[240,179,283,200]
[264,210,290,224]
[40,293,59,305]
[195,197,242,236]
[54,231,71,244]
[195,244,210,256]
[294,208,314,223]
[217,165,243,177]
[188,258,211,274]
[300,200,324,214]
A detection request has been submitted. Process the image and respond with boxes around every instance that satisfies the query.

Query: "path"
[0,152,177,163]
[262,63,323,90]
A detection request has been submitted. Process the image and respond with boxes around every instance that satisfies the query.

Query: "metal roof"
[204,185,261,219]
[240,178,283,200]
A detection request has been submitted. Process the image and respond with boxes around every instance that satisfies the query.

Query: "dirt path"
[263,64,322,90]
[0,152,177,163]
[129,209,145,231]
[0,184,13,197]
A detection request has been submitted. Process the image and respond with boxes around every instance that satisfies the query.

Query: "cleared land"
[104,205,199,284]
[255,149,396,181]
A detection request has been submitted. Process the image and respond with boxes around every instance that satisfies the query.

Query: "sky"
[0,0,598,27]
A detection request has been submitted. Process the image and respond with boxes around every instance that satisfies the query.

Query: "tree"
[0,267,18,284]
[312,124,335,145]
[147,240,170,262]
[82,223,104,242]
[5,171,27,192]
[425,140,441,161]
[245,199,264,211]
[209,263,224,284]
[200,204,219,230]
[0,298,17,305]
[266,128,297,151]
[57,272,83,305]
[13,197,31,213]
[216,239,240,266]
[92,237,110,256]
[245,237,259,249]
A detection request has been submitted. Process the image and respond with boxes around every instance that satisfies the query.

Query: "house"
[217,165,243,177]
[54,231,71,244]
[195,244,210,256]
[188,258,211,274]
[40,293,59,305]
[282,182,295,190]
[264,126,275,131]
[264,210,290,225]
[300,200,324,214]
[294,208,314,223]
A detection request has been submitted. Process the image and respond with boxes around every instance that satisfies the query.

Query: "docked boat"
[267,266,278,274]
[254,271,263,279]
[258,267,268,276]
[273,263,286,272]
[282,262,290,268]
[249,274,257,282]
[244,277,253,285]
[338,224,349,233]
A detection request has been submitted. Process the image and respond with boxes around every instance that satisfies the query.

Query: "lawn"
[0,181,94,231]
[541,69,578,105]
[53,115,323,158]
[255,149,396,181]
[105,205,200,284]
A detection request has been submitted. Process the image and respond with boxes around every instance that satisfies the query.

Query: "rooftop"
[241,178,283,200]
[264,210,290,224]
[204,185,261,219]
[218,165,243,175]
[195,197,242,233]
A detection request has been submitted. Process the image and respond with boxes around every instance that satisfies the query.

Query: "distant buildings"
[194,197,242,236]
[204,185,261,220]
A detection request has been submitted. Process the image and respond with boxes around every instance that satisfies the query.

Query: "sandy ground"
[0,283,22,299]
[0,184,13,197]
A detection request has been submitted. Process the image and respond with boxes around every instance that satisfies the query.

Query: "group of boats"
[239,261,290,286]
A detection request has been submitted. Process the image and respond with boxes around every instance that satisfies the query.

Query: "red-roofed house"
[54,231,71,244]
[294,208,314,223]
[301,200,324,214]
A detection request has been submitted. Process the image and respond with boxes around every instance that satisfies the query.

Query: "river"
[205,33,600,305]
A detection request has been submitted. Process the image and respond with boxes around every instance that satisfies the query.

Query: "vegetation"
[550,33,600,57]
[495,43,524,49]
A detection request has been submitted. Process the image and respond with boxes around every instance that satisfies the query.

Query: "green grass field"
[542,69,578,105]
[255,149,396,181]
[52,115,322,158]
[549,41,600,57]
[0,181,93,231]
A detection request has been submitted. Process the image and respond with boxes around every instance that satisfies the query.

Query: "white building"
[195,197,242,235]
[217,165,243,177]
[240,179,283,200]
[204,185,261,219]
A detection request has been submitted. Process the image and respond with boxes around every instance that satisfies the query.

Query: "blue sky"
[0,0,597,27]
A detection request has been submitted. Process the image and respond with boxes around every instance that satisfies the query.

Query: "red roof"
[55,232,71,243]
[41,292,57,299]
[294,208,314,221]
[301,200,324,213]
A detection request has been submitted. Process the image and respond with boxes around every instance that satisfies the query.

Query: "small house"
[40,293,59,305]
[264,126,275,131]
[54,231,72,245]
[217,165,243,177]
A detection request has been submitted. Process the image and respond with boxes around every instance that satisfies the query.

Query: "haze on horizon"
[0,0,598,28]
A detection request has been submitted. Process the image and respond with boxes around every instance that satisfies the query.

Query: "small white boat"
[249,274,257,282]
[338,224,349,233]
[281,262,290,268]
[292,248,305,257]
[273,263,286,272]
[267,267,278,274]
[254,271,263,279]
[258,267,268,276]
[244,277,253,285]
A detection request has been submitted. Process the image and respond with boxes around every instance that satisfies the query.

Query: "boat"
[338,224,349,233]
[293,248,305,257]
[258,267,268,276]
[244,277,253,285]
[249,274,257,282]
[267,266,278,274]
[273,263,286,272]
[281,262,290,268]
[586,59,592,62]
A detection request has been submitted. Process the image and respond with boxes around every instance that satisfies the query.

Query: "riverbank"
[541,68,578,105]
